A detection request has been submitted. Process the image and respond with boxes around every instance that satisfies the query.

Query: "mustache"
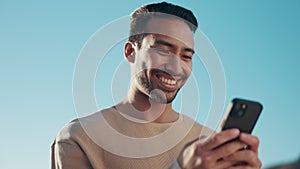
[150,68,187,81]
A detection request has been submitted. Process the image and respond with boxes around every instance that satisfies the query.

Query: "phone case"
[220,98,263,133]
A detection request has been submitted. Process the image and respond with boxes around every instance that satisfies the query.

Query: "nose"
[164,55,183,76]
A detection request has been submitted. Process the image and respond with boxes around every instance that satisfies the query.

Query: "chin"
[149,90,178,104]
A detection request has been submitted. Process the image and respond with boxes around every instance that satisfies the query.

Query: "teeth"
[159,76,176,85]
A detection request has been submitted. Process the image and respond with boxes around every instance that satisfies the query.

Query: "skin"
[117,17,194,123]
[178,129,261,169]
[118,17,262,169]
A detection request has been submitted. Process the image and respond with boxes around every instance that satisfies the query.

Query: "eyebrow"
[154,39,195,54]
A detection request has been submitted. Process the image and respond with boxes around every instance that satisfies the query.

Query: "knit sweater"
[51,107,212,169]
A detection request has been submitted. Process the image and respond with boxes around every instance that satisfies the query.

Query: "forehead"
[144,17,194,49]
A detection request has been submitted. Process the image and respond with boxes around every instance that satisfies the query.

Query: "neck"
[115,85,179,123]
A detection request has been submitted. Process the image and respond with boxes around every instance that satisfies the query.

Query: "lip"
[152,71,178,92]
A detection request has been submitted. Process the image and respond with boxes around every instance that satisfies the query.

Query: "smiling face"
[127,17,195,104]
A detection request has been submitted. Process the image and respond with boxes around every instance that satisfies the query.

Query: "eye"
[155,48,172,55]
[182,55,192,61]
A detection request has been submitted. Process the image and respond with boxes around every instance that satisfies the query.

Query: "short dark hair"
[129,2,198,48]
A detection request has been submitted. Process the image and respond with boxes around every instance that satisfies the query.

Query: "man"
[51,2,262,169]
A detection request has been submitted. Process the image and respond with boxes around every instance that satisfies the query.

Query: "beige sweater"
[51,107,212,169]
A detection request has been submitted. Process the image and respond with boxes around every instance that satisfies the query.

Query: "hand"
[223,133,262,169]
[177,129,261,169]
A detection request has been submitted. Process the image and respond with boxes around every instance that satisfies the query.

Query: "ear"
[124,41,136,63]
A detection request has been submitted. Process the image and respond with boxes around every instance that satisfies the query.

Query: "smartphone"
[217,98,263,133]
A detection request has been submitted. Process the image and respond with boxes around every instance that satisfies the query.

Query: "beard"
[150,88,181,104]
[135,68,183,104]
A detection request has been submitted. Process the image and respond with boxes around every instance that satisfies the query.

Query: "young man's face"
[133,17,195,103]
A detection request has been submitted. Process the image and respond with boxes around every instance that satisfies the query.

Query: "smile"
[151,69,182,91]
[158,76,177,85]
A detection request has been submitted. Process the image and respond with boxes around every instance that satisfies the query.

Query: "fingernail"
[232,128,240,134]
[240,133,249,139]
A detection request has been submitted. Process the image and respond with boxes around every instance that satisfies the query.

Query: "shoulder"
[54,118,86,144]
[55,107,115,144]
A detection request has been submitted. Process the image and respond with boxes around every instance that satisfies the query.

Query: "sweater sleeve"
[51,140,93,169]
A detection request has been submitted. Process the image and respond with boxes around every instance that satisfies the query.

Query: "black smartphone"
[217,98,263,133]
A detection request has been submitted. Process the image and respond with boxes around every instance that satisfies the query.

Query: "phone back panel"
[222,98,263,133]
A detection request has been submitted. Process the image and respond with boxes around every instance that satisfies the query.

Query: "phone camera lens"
[241,104,247,109]
[236,110,244,117]
[232,103,247,117]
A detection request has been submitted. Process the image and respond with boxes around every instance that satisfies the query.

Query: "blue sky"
[0,0,299,168]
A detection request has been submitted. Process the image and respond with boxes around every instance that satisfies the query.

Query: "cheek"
[138,54,168,70]
[150,56,169,68]
[181,61,192,74]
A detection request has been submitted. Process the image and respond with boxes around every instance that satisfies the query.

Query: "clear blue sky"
[0,0,299,168]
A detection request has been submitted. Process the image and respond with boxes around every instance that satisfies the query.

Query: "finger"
[239,133,260,154]
[213,140,247,160]
[224,149,262,168]
[200,129,240,151]
[194,156,237,169]
[226,166,252,169]
[215,159,240,169]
